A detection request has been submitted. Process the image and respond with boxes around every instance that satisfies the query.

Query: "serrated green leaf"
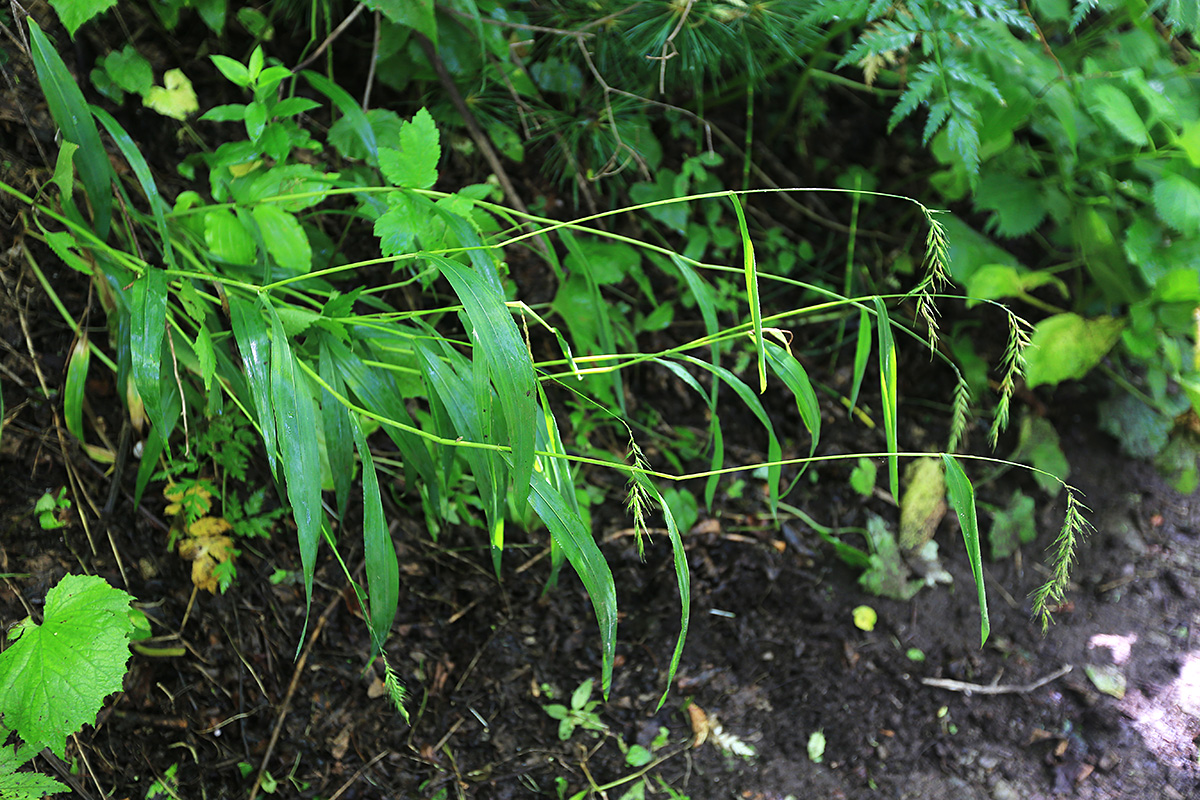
[378,107,440,189]
[1153,173,1200,237]
[48,0,116,37]
[0,743,68,798]
[195,324,215,393]
[0,575,133,757]
[364,0,437,46]
[1024,313,1124,388]
[253,204,311,271]
[1089,83,1149,147]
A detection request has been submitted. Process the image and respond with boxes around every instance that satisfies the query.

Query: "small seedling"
[543,679,607,740]
[34,488,70,530]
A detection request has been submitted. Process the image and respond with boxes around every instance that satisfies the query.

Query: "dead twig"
[920,664,1072,696]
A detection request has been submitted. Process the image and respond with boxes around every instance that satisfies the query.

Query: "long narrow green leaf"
[28,21,111,239]
[263,297,323,611]
[228,295,279,480]
[428,254,536,510]
[414,341,507,578]
[942,455,989,646]
[561,230,624,414]
[675,355,782,515]
[130,268,169,439]
[667,255,722,508]
[535,381,576,591]
[350,413,398,653]
[763,341,821,484]
[90,107,173,267]
[848,307,872,414]
[653,358,726,506]
[873,297,900,500]
[64,333,90,443]
[319,336,355,523]
[523,466,617,697]
[330,335,442,523]
[729,193,765,393]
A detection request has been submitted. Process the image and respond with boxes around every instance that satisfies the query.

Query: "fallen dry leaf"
[177,516,237,593]
[687,703,709,748]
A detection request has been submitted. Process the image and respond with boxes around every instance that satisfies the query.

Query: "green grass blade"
[634,472,691,712]
[263,297,324,611]
[228,295,279,481]
[64,333,90,444]
[90,107,174,268]
[873,297,900,500]
[350,413,398,653]
[28,21,112,239]
[535,381,577,592]
[428,254,536,510]
[676,355,782,516]
[301,70,378,166]
[942,455,989,646]
[414,341,507,578]
[729,194,766,393]
[763,341,821,482]
[330,336,442,525]
[523,466,617,698]
[848,307,871,414]
[130,268,170,440]
[319,336,355,523]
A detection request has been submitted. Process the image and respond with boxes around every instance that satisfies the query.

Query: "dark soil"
[5,11,1200,800]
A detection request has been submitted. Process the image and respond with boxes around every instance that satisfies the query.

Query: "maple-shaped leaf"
[378,107,440,189]
[0,575,133,757]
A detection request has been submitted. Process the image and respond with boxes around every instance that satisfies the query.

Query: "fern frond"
[1069,0,1100,31]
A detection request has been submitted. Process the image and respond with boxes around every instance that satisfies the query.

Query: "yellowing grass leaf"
[64,333,90,444]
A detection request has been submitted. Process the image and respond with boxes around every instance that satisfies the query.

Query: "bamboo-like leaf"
[64,333,90,444]
[763,341,821,481]
[873,297,900,500]
[350,413,398,652]
[561,230,624,413]
[331,335,441,518]
[668,255,722,507]
[91,107,173,267]
[414,341,507,578]
[942,455,989,646]
[849,307,871,414]
[130,268,169,438]
[730,194,766,393]
[301,71,378,166]
[677,355,782,515]
[523,466,617,697]
[535,381,576,591]
[263,297,323,609]
[228,295,279,480]
[427,254,536,510]
[28,21,111,239]
[319,336,355,523]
